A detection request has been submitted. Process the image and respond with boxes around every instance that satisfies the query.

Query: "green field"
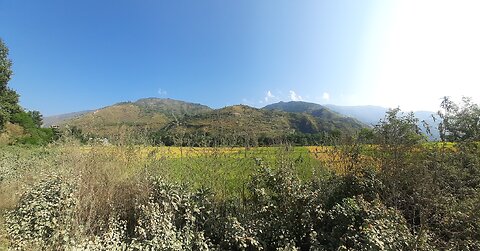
[0,144,324,203]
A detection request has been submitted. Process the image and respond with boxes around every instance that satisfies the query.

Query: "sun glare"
[360,0,480,111]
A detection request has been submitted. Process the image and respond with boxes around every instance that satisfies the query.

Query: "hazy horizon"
[1,1,479,116]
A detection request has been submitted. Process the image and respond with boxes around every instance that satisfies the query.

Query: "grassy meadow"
[0,144,327,206]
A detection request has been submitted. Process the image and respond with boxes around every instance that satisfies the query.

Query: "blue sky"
[1,1,479,115]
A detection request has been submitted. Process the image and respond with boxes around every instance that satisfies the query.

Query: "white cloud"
[289,90,303,101]
[322,92,330,101]
[264,90,275,102]
[158,88,167,96]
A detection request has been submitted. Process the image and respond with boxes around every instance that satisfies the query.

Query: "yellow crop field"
[306,146,381,174]
[58,145,384,175]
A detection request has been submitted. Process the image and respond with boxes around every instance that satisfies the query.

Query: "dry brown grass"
[0,123,25,145]
[60,146,153,237]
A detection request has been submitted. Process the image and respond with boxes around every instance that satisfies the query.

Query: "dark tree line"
[149,130,343,147]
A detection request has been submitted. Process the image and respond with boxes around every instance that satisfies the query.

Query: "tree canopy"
[439,96,480,142]
[0,38,21,130]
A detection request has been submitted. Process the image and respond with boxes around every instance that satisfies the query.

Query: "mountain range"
[44,98,439,141]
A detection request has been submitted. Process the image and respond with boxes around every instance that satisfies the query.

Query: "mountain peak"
[263,101,325,113]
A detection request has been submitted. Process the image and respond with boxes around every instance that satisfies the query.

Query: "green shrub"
[6,176,75,250]
[9,111,56,145]
[318,196,414,250]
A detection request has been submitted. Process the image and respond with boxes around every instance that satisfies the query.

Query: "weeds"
[1,135,480,249]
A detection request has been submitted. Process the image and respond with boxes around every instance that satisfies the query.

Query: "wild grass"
[0,143,329,249]
[2,139,479,249]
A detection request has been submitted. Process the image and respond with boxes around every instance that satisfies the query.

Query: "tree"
[438,96,480,142]
[373,108,423,147]
[357,128,374,144]
[0,38,13,90]
[28,110,43,128]
[0,38,21,130]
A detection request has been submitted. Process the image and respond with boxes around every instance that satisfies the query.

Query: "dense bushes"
[4,140,480,249]
[4,168,412,250]
[10,111,56,145]
[5,176,75,249]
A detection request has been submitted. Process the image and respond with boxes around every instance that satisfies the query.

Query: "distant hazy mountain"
[43,110,93,127]
[324,105,388,126]
[324,104,440,139]
[263,102,439,139]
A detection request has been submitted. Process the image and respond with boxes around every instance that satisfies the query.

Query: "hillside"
[56,98,212,137]
[162,105,301,136]
[324,104,388,126]
[263,102,440,139]
[156,104,366,145]
[263,101,366,131]
[44,99,368,144]
[46,98,446,143]
[42,110,92,127]
[0,122,26,145]
[130,98,212,117]
[263,101,326,113]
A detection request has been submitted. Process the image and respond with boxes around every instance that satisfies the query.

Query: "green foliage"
[370,104,480,250]
[0,39,13,90]
[6,176,75,250]
[9,111,55,145]
[439,96,480,142]
[15,128,55,145]
[373,108,424,147]
[0,89,20,131]
[0,38,52,146]
[5,158,419,250]
[64,126,89,143]
[10,111,36,129]
[0,39,21,131]
[357,128,374,144]
[28,110,43,128]
[152,130,342,147]
[75,178,215,250]
[318,196,414,250]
